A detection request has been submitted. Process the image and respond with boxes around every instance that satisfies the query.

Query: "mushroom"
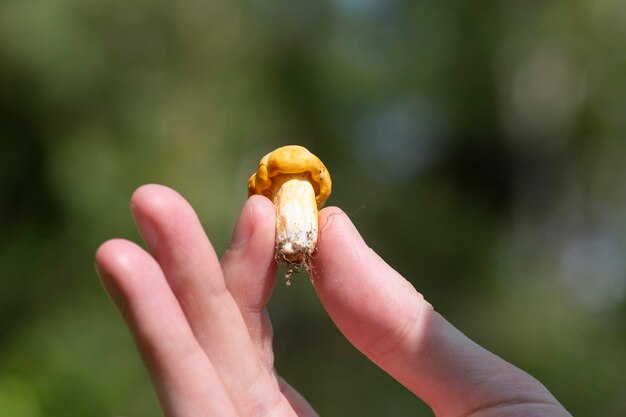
[248,145,332,284]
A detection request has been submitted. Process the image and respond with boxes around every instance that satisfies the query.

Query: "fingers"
[130,184,296,417]
[221,195,278,370]
[278,377,320,417]
[221,195,318,417]
[312,208,570,417]
[95,239,238,417]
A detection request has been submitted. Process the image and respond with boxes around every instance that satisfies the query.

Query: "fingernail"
[229,199,255,249]
[130,202,159,249]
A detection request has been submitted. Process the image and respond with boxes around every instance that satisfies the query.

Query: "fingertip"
[95,238,146,306]
[222,195,277,312]
[247,195,276,244]
[130,183,168,209]
[318,205,349,224]
[95,238,138,280]
[94,238,164,300]
[228,195,275,249]
[318,206,365,246]
[248,194,275,216]
[130,183,189,220]
[129,184,213,260]
[314,206,370,279]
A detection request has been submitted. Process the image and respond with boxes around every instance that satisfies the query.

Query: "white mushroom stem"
[271,174,318,283]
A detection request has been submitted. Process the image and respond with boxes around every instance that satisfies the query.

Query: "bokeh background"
[1,0,625,415]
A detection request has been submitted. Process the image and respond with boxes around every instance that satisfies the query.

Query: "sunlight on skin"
[96,184,571,417]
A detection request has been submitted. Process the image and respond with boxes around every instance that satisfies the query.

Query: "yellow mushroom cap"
[248,145,332,208]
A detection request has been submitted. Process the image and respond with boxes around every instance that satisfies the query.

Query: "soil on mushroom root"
[275,249,317,286]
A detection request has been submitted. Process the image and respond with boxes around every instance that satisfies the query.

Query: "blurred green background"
[1,0,625,415]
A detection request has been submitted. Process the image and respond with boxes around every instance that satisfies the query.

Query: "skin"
[95,184,572,417]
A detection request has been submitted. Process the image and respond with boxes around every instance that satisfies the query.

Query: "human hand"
[95,184,571,417]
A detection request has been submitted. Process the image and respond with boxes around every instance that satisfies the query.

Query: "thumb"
[311,207,570,417]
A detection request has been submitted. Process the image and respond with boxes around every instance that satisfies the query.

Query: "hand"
[95,184,571,417]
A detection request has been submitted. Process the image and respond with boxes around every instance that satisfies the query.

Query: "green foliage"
[1,0,625,415]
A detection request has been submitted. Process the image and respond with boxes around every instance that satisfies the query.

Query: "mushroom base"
[272,175,319,285]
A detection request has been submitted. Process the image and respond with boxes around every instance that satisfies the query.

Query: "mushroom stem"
[272,174,318,284]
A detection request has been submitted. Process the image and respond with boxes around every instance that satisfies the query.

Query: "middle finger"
[130,184,296,417]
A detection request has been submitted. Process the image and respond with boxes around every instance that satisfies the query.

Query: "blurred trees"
[1,0,625,415]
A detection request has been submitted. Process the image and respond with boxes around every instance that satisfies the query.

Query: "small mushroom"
[248,145,332,284]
